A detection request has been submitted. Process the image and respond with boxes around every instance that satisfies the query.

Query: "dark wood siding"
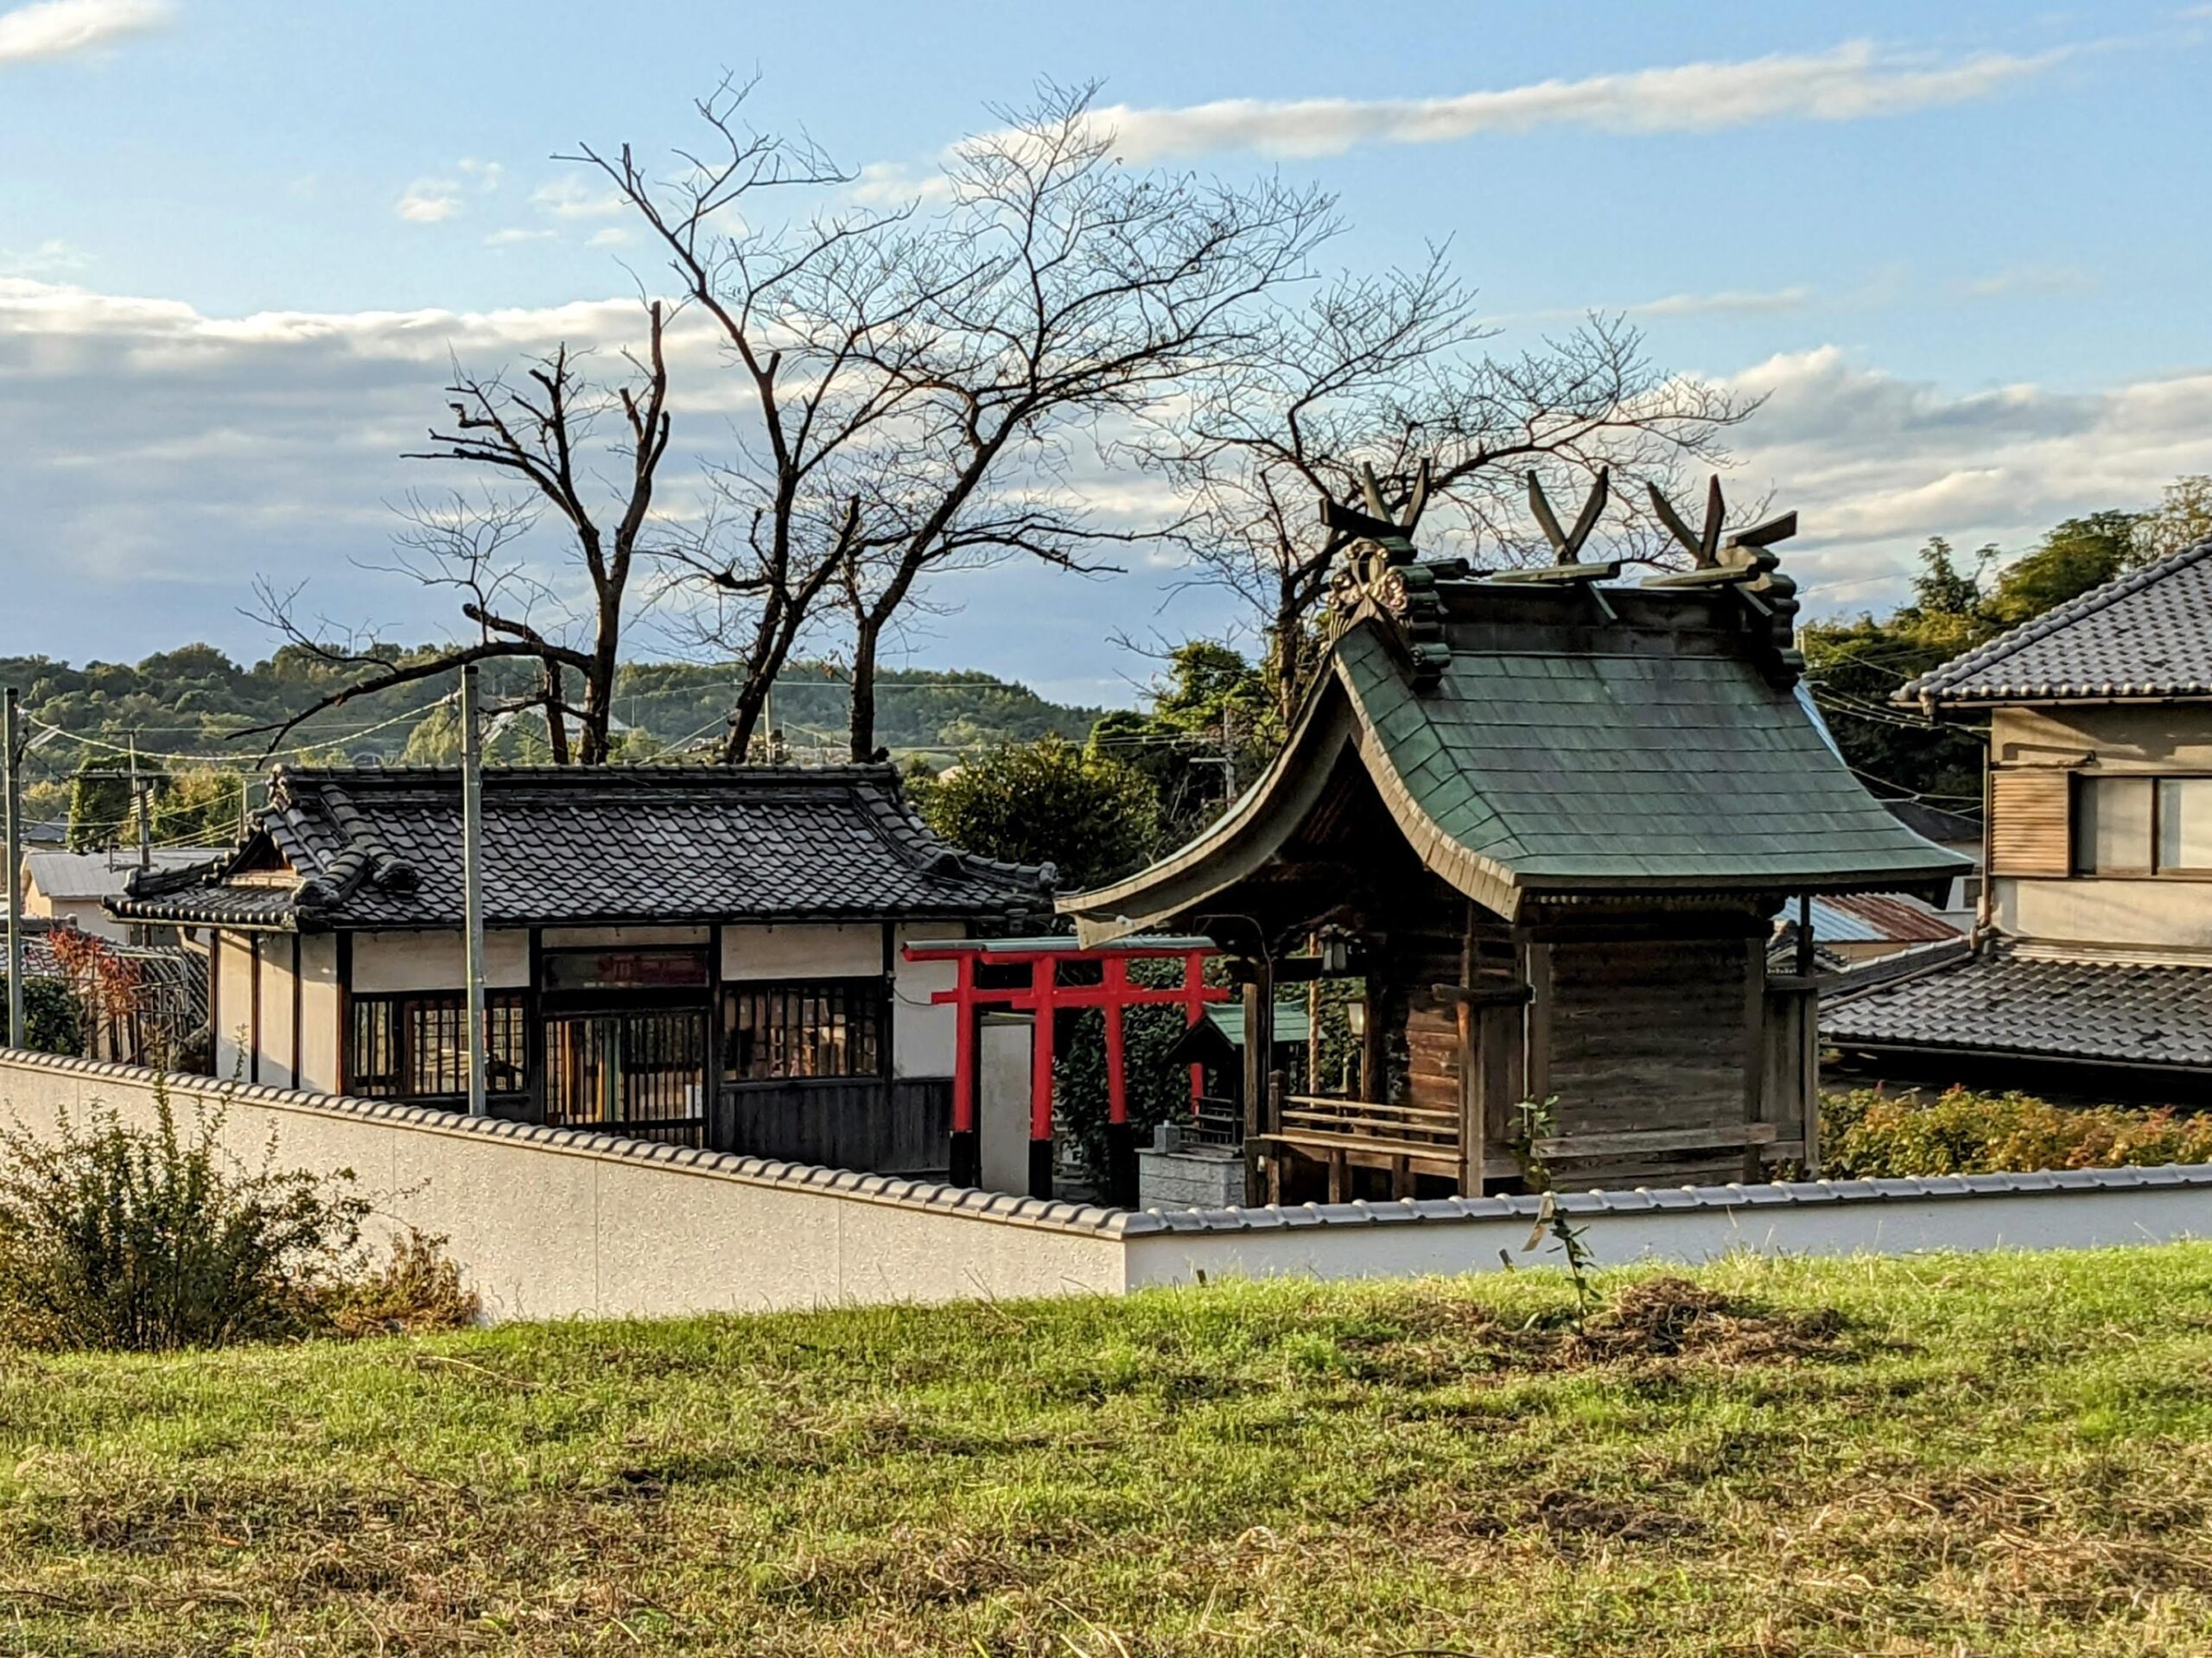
[717,1077,950,1173]
[1544,934,1753,1182]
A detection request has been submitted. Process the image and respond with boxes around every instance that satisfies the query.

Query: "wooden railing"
[1257,1093,1463,1176]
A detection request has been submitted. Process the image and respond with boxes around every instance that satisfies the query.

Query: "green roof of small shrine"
[1064,568,1968,939]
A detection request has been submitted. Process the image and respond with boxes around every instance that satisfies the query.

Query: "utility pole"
[130,734,151,870]
[459,666,489,1117]
[4,688,22,1050]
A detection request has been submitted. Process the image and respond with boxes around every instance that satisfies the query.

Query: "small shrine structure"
[1061,468,1970,1200]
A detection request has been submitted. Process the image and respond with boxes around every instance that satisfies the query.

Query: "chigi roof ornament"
[1321,460,1453,689]
[1642,475,1806,687]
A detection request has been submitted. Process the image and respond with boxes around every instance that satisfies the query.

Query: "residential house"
[1061,482,1967,1197]
[1825,540,2212,1102]
[109,764,1052,1172]
[22,848,228,943]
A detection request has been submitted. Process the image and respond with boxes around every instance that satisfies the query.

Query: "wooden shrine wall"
[1540,932,1765,1185]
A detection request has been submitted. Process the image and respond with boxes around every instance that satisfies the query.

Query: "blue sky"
[4,0,2211,704]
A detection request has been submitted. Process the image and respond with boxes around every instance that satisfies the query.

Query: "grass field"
[3,1246,2212,1655]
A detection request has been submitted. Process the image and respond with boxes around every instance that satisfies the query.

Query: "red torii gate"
[900,934,1229,1205]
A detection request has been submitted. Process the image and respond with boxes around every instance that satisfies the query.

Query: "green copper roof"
[1064,575,1970,939]
[1335,625,1961,893]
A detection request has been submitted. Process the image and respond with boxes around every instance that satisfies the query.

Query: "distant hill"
[0,645,1107,823]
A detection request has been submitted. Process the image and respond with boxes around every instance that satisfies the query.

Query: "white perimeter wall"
[0,1052,1125,1321]
[5,1051,2203,1326]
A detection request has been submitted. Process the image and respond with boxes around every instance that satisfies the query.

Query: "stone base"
[1137,1145,1244,1211]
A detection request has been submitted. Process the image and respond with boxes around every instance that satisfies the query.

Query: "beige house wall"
[1989,704,2212,962]
[296,933,342,1094]
[352,928,531,994]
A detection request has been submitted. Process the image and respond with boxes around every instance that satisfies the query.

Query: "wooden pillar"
[1742,935,1767,1184]
[524,928,546,1125]
[1241,960,1274,1206]
[248,933,262,1085]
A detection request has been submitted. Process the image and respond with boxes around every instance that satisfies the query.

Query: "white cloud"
[484,227,554,247]
[458,157,504,193]
[587,226,633,248]
[1720,345,2212,608]
[1507,284,1817,325]
[0,237,92,276]
[395,177,463,224]
[849,40,2069,202]
[996,41,2069,170]
[1961,265,2097,299]
[0,0,169,65]
[532,176,625,219]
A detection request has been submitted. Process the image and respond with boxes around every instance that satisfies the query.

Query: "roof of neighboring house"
[1822,943,2212,1070]
[1880,798,1982,848]
[107,764,1052,932]
[1066,568,1967,937]
[1789,892,1962,947]
[1901,539,2212,708]
[22,848,230,902]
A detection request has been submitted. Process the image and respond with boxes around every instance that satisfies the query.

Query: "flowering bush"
[1823,1086,2212,1178]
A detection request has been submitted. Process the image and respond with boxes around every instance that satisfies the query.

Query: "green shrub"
[0,975,82,1056]
[0,1083,474,1351]
[1823,1085,2212,1178]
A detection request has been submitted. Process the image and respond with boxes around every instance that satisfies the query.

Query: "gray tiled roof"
[1822,942,2212,1069]
[108,764,1052,931]
[1902,539,2212,707]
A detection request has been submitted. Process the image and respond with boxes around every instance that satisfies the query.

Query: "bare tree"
[1141,258,1753,721]
[252,306,672,763]
[576,78,1333,764]
[824,83,1336,761]
[570,79,954,764]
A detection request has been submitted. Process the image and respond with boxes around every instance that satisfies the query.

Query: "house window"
[2073,775,2212,875]
[349,992,528,1098]
[2158,778,2212,871]
[722,981,883,1080]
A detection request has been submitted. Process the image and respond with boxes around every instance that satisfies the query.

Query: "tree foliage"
[1803,480,2212,803]
[913,736,1161,892]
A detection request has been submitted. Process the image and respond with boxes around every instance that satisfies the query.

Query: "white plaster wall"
[212,931,256,1081]
[0,1054,1129,1322]
[721,923,881,981]
[4,1054,2203,1328]
[892,923,957,1078]
[1124,1187,2212,1288]
[296,933,341,1094]
[42,898,129,942]
[351,929,531,993]
[257,936,298,1090]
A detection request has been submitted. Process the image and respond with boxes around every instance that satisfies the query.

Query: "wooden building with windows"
[107,765,1052,1169]
[1063,473,1968,1198]
[1827,538,2212,1101]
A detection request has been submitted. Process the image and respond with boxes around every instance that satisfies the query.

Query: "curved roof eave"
[1060,628,1529,944]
